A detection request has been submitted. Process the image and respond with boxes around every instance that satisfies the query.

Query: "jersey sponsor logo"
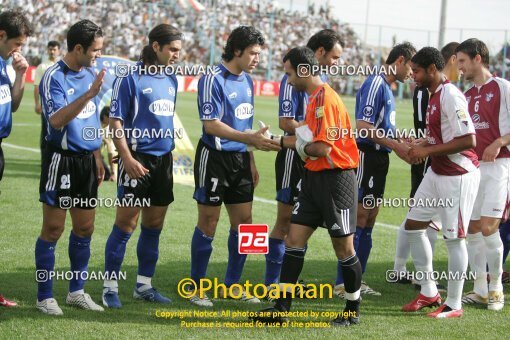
[389,110,396,126]
[67,88,75,95]
[234,103,254,120]
[149,99,175,116]
[142,87,153,94]
[77,101,97,119]
[281,99,292,113]
[315,106,324,118]
[473,114,490,129]
[0,84,12,105]
[486,92,494,102]
[228,92,237,99]
[362,105,374,117]
[202,102,214,115]
[169,87,175,96]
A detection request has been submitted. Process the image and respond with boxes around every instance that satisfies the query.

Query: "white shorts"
[471,158,510,220]
[406,169,480,239]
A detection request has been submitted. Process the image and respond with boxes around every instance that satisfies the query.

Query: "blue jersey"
[197,63,254,152]
[278,74,329,135]
[110,62,177,156]
[40,60,102,152]
[0,57,12,139]
[355,74,396,152]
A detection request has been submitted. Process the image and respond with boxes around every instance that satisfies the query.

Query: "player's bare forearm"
[356,120,396,150]
[109,118,133,161]
[304,141,332,157]
[495,134,510,147]
[202,119,253,144]
[425,134,476,156]
[282,135,297,149]
[279,117,300,134]
[49,92,94,129]
[34,86,41,114]
[11,73,26,112]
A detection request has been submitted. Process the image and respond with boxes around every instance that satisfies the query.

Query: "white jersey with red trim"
[425,80,479,176]
[464,77,510,159]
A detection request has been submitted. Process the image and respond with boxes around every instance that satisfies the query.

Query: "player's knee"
[41,224,65,242]
[73,224,94,238]
[270,222,290,239]
[284,233,306,249]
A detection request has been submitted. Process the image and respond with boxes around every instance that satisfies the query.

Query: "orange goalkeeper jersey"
[304,83,359,171]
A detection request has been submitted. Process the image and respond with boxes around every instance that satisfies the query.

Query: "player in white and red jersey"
[401,47,480,318]
[456,39,510,311]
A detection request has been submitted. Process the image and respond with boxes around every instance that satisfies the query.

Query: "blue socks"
[265,237,285,285]
[136,225,161,280]
[191,226,213,284]
[357,227,373,273]
[68,232,91,293]
[336,227,371,284]
[225,229,247,287]
[104,224,132,280]
[35,237,56,301]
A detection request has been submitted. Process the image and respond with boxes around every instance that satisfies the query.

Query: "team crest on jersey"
[486,92,494,102]
[315,106,324,118]
[247,88,252,97]
[363,105,374,117]
[389,111,396,125]
[281,99,292,113]
[168,87,175,96]
[202,102,214,115]
[110,100,118,112]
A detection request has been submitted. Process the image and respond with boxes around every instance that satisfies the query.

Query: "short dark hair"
[222,26,265,62]
[440,42,459,63]
[283,46,318,74]
[386,41,416,64]
[100,106,109,122]
[411,47,445,71]
[306,29,344,52]
[67,20,103,52]
[140,24,182,65]
[47,41,60,49]
[455,38,490,67]
[0,10,33,39]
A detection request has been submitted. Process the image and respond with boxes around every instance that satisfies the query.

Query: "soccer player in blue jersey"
[189,26,280,307]
[0,9,32,308]
[102,24,182,308]
[334,42,416,297]
[35,20,106,315]
[265,29,344,291]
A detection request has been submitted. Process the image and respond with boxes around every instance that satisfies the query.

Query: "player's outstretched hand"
[11,52,29,75]
[123,156,150,179]
[393,140,412,164]
[87,69,106,99]
[249,126,281,152]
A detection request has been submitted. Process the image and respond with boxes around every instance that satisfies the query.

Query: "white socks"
[426,227,438,253]
[136,275,153,292]
[407,229,437,297]
[467,232,488,297]
[394,221,409,273]
[104,280,119,293]
[484,232,504,292]
[445,238,468,310]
